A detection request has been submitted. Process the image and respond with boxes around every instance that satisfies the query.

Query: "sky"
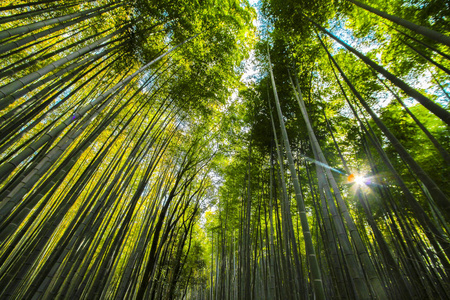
[240,0,262,84]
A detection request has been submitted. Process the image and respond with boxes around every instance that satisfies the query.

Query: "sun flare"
[347,173,366,185]
[354,175,366,185]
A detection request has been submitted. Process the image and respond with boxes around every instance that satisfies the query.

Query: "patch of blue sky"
[327,17,384,60]
[240,0,265,84]
[326,16,448,109]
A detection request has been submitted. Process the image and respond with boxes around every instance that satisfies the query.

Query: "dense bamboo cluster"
[203,0,450,299]
[0,0,252,299]
[0,0,449,299]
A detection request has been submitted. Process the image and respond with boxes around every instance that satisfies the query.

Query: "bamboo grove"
[0,0,449,300]
[203,0,450,300]
[0,0,254,298]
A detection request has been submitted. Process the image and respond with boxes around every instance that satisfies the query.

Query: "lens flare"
[347,173,366,185]
[354,175,365,185]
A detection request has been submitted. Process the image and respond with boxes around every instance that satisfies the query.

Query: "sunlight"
[347,173,367,186]
[354,175,366,185]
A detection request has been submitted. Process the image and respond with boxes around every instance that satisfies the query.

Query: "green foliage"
[376,101,450,195]
[1,0,450,299]
[205,0,450,299]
